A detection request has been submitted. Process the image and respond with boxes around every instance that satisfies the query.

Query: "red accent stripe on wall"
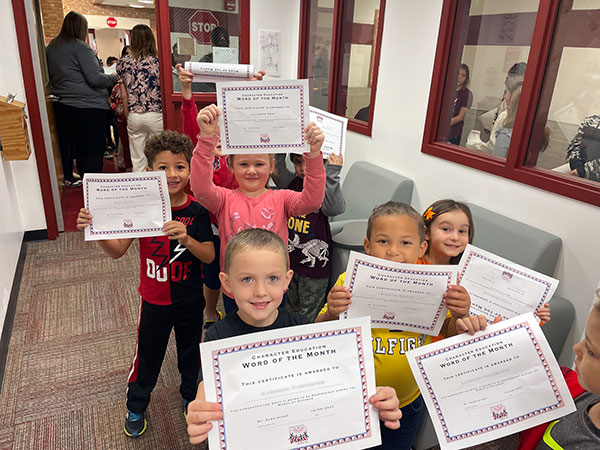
[11,0,58,239]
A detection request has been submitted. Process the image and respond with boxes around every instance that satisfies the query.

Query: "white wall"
[0,1,45,340]
[251,0,600,366]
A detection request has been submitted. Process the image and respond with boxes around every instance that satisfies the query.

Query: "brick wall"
[40,0,156,41]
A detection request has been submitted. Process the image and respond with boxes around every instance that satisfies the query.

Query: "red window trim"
[421,0,600,207]
[156,0,251,131]
[297,0,386,137]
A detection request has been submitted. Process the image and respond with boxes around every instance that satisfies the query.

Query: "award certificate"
[184,61,253,83]
[458,245,559,322]
[83,172,171,241]
[309,106,348,158]
[342,252,456,335]
[407,313,575,450]
[201,316,381,450]
[217,79,310,154]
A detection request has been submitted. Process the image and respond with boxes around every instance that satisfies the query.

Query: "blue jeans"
[369,395,423,450]
[222,292,289,314]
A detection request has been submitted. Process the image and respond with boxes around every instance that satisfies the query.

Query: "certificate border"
[85,175,168,235]
[311,108,347,156]
[415,321,564,443]
[210,326,372,449]
[221,84,306,150]
[460,250,552,317]
[345,259,452,331]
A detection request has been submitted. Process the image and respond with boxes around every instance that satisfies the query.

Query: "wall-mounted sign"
[106,17,118,28]
[189,10,219,45]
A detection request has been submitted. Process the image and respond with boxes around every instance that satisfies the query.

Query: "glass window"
[301,0,385,134]
[524,0,600,186]
[435,0,540,153]
[168,0,243,92]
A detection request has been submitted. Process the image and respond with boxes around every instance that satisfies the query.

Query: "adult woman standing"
[46,11,117,186]
[116,25,163,172]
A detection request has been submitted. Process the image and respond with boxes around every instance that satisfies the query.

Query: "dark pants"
[53,103,109,178]
[116,119,133,170]
[448,135,461,145]
[126,293,205,414]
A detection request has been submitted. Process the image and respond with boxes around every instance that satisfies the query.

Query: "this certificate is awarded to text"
[343,252,455,335]
[201,316,381,450]
[83,172,171,241]
[407,313,575,449]
[217,79,309,154]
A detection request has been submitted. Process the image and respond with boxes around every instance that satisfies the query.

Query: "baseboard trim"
[0,240,27,392]
[24,229,48,241]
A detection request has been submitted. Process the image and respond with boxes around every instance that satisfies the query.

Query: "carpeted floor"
[0,232,519,450]
[0,232,206,449]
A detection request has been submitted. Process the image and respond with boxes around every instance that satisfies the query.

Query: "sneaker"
[72,172,81,180]
[124,410,147,437]
[104,150,114,159]
[204,310,224,330]
[63,178,82,188]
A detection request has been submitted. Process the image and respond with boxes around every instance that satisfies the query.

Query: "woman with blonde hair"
[492,86,521,158]
[116,24,163,172]
[47,11,117,185]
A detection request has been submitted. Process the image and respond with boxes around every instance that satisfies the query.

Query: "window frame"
[156,0,251,131]
[421,0,600,207]
[297,0,387,136]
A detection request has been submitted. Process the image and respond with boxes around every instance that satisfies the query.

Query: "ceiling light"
[138,0,154,4]
[129,3,144,7]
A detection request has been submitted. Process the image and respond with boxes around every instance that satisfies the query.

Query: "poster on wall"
[258,29,281,77]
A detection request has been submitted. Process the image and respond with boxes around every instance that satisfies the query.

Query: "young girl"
[190,105,326,312]
[116,24,162,172]
[448,63,473,145]
[177,64,265,324]
[422,199,550,323]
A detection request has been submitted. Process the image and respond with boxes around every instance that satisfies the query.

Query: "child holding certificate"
[422,199,551,324]
[77,130,215,437]
[189,105,326,314]
[271,152,346,321]
[185,228,403,445]
[177,64,266,327]
[316,201,486,450]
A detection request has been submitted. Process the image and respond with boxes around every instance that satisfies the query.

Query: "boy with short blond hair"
[77,130,215,437]
[185,228,403,445]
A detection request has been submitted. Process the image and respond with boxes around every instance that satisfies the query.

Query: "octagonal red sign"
[106,17,117,28]
[188,10,219,45]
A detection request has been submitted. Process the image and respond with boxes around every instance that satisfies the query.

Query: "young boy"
[77,130,215,437]
[316,201,486,450]
[272,152,346,321]
[185,228,403,445]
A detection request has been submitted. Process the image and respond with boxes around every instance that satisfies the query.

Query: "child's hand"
[197,104,220,138]
[248,70,266,81]
[370,386,402,430]
[456,315,502,335]
[76,208,92,231]
[186,396,223,445]
[163,220,189,246]
[304,122,324,158]
[327,152,343,166]
[325,285,352,319]
[536,302,551,325]
[176,63,194,99]
[444,285,471,318]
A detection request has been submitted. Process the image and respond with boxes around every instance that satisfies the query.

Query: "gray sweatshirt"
[272,154,346,217]
[46,40,116,110]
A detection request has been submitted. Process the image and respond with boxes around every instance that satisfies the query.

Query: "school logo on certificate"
[501,271,513,281]
[289,425,309,444]
[382,312,396,321]
[491,404,508,420]
[260,133,271,143]
[123,219,133,228]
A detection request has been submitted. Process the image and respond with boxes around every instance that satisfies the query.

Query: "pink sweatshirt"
[190,135,326,292]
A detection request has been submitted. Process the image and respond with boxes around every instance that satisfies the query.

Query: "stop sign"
[188,10,219,45]
[106,17,117,28]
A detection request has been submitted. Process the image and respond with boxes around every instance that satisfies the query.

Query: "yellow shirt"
[319,272,449,408]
